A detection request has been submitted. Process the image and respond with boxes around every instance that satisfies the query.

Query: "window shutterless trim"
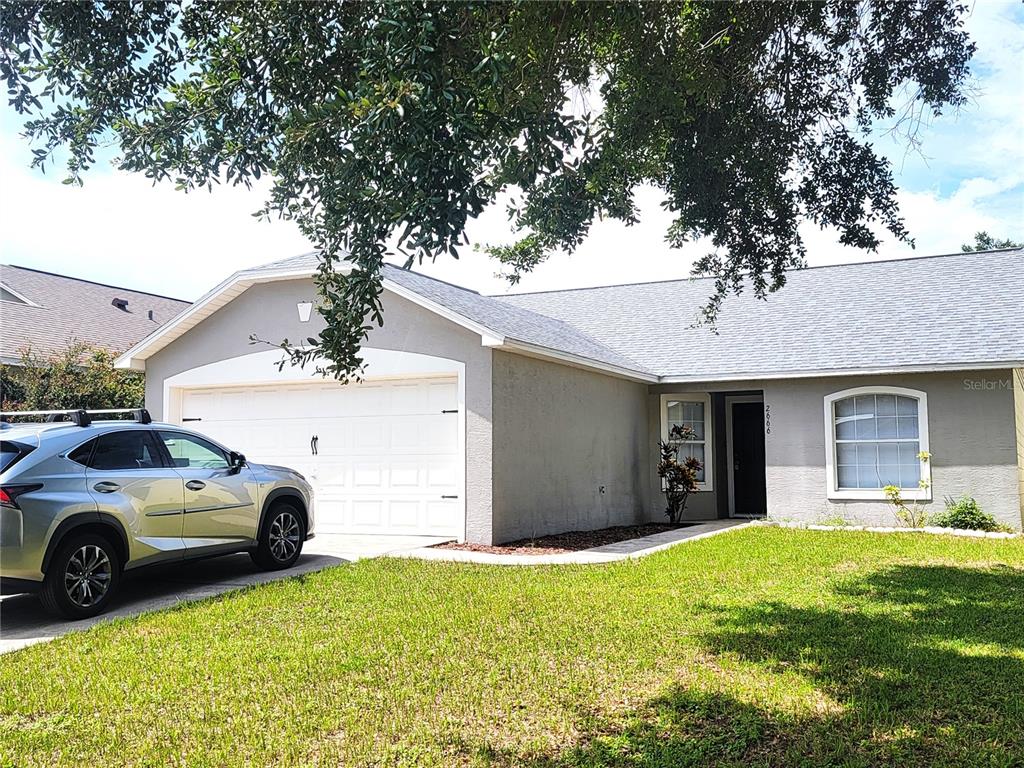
[660,392,714,492]
[823,386,931,501]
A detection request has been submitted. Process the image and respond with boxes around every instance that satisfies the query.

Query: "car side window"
[157,431,230,470]
[67,439,97,467]
[90,431,162,471]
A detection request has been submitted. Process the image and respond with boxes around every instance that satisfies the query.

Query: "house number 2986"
[764,404,772,435]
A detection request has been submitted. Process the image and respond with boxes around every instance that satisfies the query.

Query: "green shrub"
[1,343,143,412]
[657,424,703,524]
[930,496,1006,532]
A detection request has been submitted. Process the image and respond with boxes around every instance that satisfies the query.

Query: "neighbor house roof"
[0,265,190,365]
[115,247,1024,382]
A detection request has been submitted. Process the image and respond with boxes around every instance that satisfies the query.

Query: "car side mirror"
[229,451,246,473]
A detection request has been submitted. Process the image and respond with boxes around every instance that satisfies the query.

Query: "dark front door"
[731,402,767,516]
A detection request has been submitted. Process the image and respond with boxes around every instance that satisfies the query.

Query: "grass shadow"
[471,564,1024,767]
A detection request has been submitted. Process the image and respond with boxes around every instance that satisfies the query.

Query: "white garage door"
[178,377,462,538]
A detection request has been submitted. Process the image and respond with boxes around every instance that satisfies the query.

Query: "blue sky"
[1,1,1021,301]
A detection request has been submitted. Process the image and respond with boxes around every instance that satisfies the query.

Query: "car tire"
[39,533,121,620]
[250,502,305,570]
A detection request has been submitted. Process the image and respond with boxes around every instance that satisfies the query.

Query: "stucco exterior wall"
[761,370,1022,530]
[490,351,650,543]
[647,371,1021,530]
[142,277,496,543]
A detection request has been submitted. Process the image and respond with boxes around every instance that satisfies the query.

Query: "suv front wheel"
[40,533,121,619]
[251,502,305,570]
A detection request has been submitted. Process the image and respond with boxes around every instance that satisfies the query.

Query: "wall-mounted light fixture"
[297,301,314,323]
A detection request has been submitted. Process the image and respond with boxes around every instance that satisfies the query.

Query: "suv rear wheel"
[40,533,121,619]
[251,502,305,570]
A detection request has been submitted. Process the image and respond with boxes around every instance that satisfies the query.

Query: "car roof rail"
[0,408,152,427]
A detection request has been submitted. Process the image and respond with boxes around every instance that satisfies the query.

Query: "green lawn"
[2,527,1023,767]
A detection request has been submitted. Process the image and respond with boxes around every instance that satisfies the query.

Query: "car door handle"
[93,482,120,493]
[185,480,206,491]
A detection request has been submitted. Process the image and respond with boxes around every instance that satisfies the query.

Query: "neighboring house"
[115,248,1024,541]
[0,265,190,365]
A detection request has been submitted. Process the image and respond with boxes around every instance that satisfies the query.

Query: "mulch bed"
[433,523,688,555]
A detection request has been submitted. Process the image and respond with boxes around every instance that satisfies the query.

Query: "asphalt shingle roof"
[496,248,1024,379]
[251,247,1024,380]
[252,252,649,373]
[0,265,190,363]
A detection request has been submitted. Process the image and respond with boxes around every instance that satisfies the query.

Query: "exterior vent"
[147,309,154,321]
[112,298,129,311]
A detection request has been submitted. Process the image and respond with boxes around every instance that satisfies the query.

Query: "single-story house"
[115,247,1024,541]
[0,264,190,366]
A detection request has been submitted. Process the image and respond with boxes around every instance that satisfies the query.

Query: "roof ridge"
[252,252,487,296]
[3,264,191,303]
[250,250,322,271]
[491,246,1022,298]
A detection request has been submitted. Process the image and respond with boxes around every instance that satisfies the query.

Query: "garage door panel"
[388,463,420,487]
[351,500,383,527]
[352,420,386,450]
[426,463,457,488]
[388,501,420,529]
[352,463,384,489]
[390,382,423,412]
[427,381,458,412]
[181,378,462,537]
[426,500,460,531]
[316,458,348,479]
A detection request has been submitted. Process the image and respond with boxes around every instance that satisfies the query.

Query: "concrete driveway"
[0,534,449,654]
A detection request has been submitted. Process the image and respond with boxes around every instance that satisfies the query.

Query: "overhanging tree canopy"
[1,1,975,377]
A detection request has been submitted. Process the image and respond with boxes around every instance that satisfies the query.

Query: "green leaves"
[1,1,976,375]
[1,343,144,411]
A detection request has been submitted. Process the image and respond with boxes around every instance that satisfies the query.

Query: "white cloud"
[1,1,1020,300]
[0,132,312,301]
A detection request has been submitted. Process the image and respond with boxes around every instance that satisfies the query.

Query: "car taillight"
[0,484,41,509]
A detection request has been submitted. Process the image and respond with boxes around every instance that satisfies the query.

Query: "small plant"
[657,425,703,524]
[883,484,929,528]
[930,496,1009,532]
[882,451,933,528]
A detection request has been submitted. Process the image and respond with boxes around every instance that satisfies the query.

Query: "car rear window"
[0,440,34,473]
[67,439,97,466]
[91,431,162,471]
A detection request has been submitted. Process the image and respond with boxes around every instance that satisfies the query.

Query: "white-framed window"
[661,393,713,490]
[823,386,931,500]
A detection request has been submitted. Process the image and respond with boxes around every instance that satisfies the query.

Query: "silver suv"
[0,409,314,619]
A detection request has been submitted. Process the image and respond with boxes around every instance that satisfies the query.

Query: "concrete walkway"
[393,519,753,566]
[0,534,447,655]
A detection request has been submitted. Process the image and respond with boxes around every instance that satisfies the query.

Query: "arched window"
[823,387,931,500]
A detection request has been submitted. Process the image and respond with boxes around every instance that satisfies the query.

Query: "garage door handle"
[441,495,458,499]
[185,480,206,491]
[93,482,120,493]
